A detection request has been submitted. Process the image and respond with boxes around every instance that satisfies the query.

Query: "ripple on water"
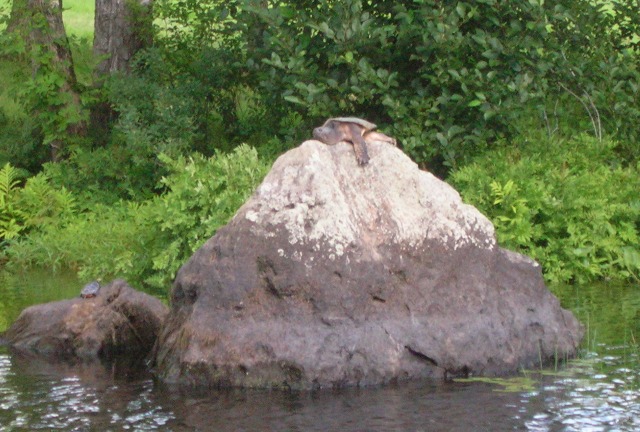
[0,345,640,431]
[0,349,177,431]
[524,348,640,431]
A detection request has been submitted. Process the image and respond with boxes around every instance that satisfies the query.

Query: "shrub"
[0,163,76,244]
[0,163,25,242]
[229,0,640,172]
[450,133,640,284]
[138,144,270,289]
[44,47,297,202]
[5,145,270,294]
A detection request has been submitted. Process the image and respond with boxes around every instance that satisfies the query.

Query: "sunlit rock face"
[154,139,583,389]
[3,279,168,360]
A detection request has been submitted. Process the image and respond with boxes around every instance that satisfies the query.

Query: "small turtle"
[312,117,397,166]
[80,280,101,299]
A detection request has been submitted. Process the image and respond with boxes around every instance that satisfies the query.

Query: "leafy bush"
[0,56,50,173]
[224,0,556,170]
[0,163,25,242]
[5,145,270,294]
[139,144,270,288]
[0,163,76,244]
[450,133,640,284]
[146,0,639,175]
[536,0,640,160]
[17,171,77,229]
[44,46,298,202]
[3,0,639,185]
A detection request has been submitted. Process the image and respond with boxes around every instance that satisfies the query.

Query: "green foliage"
[0,162,77,245]
[146,0,638,173]
[537,0,640,159]
[0,49,49,172]
[5,145,270,293]
[487,180,537,246]
[0,108,49,173]
[0,1,90,166]
[5,202,141,277]
[3,0,639,178]
[18,172,77,229]
[46,44,296,202]
[450,134,640,284]
[140,144,270,288]
[19,12,86,153]
[0,163,25,242]
[42,144,161,204]
[231,0,559,168]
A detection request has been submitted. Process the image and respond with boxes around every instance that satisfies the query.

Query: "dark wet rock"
[3,279,168,360]
[153,139,584,389]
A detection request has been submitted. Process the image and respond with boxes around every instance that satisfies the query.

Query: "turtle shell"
[323,117,377,131]
[80,281,101,298]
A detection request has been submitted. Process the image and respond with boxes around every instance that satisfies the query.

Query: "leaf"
[621,247,640,271]
[448,69,461,80]
[283,95,305,105]
[344,51,354,63]
[447,125,465,138]
[280,6,294,19]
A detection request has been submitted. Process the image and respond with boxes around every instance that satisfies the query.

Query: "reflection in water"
[0,345,639,431]
[163,380,525,431]
[0,349,175,431]
[0,270,81,333]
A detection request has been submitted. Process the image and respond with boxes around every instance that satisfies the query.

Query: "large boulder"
[154,139,583,389]
[3,279,168,360]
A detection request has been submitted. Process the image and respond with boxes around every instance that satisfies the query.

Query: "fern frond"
[0,163,20,198]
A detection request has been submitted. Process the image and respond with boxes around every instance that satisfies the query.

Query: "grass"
[0,0,94,37]
[61,0,96,84]
[62,0,95,39]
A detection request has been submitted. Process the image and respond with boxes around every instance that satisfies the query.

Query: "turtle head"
[313,121,344,145]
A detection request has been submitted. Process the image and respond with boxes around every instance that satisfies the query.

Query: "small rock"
[3,279,168,361]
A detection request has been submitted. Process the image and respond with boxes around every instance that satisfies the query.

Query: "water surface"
[0,272,638,431]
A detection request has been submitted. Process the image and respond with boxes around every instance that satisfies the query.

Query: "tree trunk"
[6,0,28,34]
[24,0,86,161]
[93,0,153,78]
[90,0,153,145]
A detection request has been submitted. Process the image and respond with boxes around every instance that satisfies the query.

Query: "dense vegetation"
[1,146,269,292]
[0,0,638,292]
[451,133,640,283]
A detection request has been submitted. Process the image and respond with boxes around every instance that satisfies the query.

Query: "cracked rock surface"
[3,279,168,361]
[154,140,583,389]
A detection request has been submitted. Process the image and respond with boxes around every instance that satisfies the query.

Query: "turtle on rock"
[312,117,397,166]
[80,280,101,299]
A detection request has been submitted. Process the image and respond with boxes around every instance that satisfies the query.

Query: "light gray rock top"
[244,140,496,259]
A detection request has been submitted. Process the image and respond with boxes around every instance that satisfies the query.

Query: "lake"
[0,270,638,431]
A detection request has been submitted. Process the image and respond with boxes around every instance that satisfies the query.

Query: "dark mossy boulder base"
[4,279,168,360]
[153,139,584,389]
